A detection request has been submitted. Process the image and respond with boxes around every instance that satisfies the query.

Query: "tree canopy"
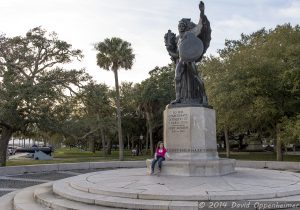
[0,27,90,166]
[202,24,300,159]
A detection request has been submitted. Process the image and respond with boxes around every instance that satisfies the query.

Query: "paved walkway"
[0,168,107,197]
[1,167,300,198]
[64,167,300,201]
[2,167,300,209]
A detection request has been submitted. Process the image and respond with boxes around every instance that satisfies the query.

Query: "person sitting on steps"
[151,141,171,175]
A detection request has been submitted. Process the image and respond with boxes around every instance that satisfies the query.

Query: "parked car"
[7,146,17,155]
[263,144,274,152]
[15,146,53,155]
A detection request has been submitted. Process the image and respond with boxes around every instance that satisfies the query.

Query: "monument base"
[152,105,236,176]
[164,106,220,161]
[146,158,236,176]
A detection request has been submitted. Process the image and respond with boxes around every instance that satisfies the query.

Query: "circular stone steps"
[0,191,17,210]
[53,180,194,210]
[2,167,300,210]
[59,168,300,201]
[34,184,120,210]
[13,184,51,210]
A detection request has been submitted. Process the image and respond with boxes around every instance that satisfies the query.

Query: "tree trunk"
[100,128,107,156]
[224,127,230,158]
[107,137,112,155]
[149,123,153,157]
[127,134,130,150]
[0,126,13,167]
[276,139,283,161]
[113,69,124,161]
[145,112,153,156]
[91,137,96,153]
[96,114,105,155]
[131,137,134,152]
[145,129,149,154]
[276,125,283,161]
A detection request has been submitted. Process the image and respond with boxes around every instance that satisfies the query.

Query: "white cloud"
[0,0,299,87]
[209,15,260,54]
[279,1,300,18]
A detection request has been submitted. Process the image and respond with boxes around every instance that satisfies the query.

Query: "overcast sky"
[0,0,299,87]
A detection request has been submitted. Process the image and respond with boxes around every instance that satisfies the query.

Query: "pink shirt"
[155,148,168,158]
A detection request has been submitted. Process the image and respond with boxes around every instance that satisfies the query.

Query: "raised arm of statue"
[190,1,204,36]
[199,1,205,16]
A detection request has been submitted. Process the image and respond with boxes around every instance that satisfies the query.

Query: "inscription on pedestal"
[168,109,190,133]
[168,148,217,153]
[164,107,219,160]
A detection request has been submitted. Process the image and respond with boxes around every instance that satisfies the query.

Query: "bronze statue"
[164,1,211,106]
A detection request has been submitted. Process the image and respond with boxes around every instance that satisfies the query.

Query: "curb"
[0,161,146,176]
[236,160,300,170]
[0,160,299,176]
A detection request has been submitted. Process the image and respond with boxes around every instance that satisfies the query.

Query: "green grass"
[6,149,300,166]
[7,148,151,166]
[219,152,300,162]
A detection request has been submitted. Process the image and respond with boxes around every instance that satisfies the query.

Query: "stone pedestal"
[164,106,218,160]
[147,106,235,176]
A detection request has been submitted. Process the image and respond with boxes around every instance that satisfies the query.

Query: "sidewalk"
[0,168,108,197]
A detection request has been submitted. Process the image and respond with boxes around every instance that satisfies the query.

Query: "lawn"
[219,152,300,162]
[6,149,300,166]
[7,148,152,166]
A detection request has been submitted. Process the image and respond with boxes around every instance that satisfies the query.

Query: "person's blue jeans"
[151,156,165,172]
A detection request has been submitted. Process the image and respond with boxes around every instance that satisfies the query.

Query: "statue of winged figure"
[164,1,211,106]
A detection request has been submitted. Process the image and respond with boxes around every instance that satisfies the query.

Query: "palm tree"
[95,37,135,160]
